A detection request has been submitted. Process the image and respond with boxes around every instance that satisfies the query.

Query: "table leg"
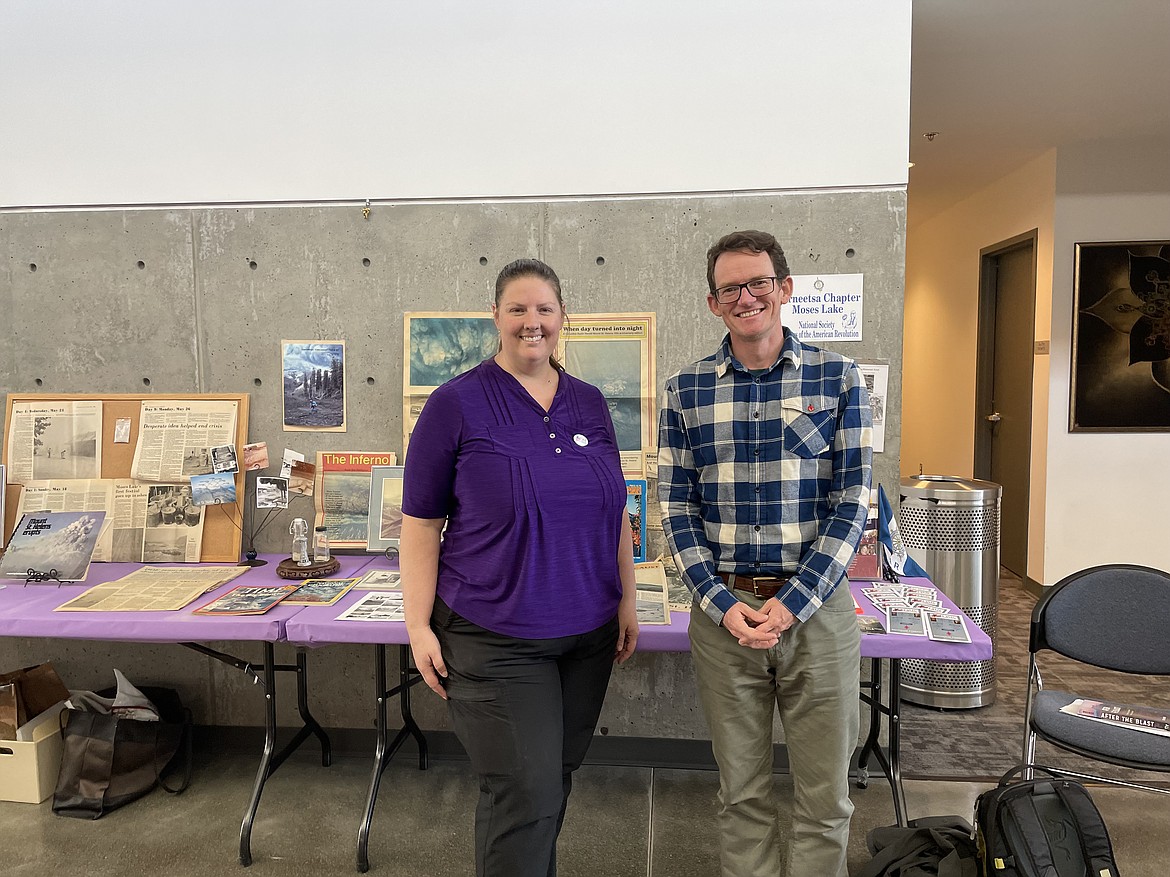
[357,644,390,873]
[853,657,906,826]
[888,658,907,826]
[179,641,331,865]
[399,644,428,770]
[293,649,332,767]
[239,642,277,867]
[357,644,430,873]
[856,657,884,789]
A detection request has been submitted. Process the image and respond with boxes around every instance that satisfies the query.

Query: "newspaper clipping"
[5,400,103,485]
[55,566,247,612]
[130,400,239,482]
[560,313,657,477]
[14,478,204,563]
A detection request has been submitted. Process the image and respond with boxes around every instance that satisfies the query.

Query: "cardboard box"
[0,703,66,804]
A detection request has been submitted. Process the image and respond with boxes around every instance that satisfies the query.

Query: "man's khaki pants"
[688,584,861,877]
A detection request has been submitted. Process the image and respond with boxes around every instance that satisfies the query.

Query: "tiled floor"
[1,750,1166,876]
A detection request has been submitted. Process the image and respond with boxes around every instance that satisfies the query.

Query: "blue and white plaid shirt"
[657,328,873,626]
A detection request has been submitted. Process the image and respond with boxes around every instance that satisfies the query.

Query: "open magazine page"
[337,590,405,621]
[647,554,692,613]
[130,400,238,482]
[6,401,103,485]
[1060,698,1170,737]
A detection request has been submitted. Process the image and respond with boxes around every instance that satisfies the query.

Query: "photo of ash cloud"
[407,316,497,387]
[565,339,643,451]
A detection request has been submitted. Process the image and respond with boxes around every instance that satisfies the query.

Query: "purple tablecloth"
[0,554,377,643]
[0,554,991,660]
[283,569,992,663]
[285,556,409,646]
[610,577,991,660]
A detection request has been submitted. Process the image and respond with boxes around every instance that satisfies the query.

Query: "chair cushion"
[1032,689,1170,770]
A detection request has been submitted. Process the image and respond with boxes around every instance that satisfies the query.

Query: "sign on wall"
[782,274,865,342]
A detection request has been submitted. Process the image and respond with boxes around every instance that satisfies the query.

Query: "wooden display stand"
[3,393,249,563]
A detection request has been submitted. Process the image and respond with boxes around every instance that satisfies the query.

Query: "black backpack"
[975,766,1120,877]
[859,815,979,877]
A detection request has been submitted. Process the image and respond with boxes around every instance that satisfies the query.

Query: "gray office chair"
[1022,563,1170,794]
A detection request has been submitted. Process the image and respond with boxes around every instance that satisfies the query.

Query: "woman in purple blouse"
[401,258,639,877]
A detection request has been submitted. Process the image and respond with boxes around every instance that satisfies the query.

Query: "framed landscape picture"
[1071,242,1170,431]
[367,465,405,553]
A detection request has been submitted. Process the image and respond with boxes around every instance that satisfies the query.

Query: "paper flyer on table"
[337,590,405,621]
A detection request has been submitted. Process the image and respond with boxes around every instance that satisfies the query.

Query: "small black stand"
[239,470,269,567]
[23,567,63,587]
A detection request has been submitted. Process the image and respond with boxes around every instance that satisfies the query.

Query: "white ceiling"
[908,0,1170,225]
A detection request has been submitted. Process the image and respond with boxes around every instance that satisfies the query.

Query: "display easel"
[3,393,250,563]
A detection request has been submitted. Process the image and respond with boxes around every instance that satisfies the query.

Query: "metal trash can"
[897,475,1001,709]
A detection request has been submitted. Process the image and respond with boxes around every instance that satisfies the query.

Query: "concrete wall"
[1,189,906,736]
[902,151,1055,583]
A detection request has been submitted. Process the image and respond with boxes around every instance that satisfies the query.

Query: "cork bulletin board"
[3,393,250,562]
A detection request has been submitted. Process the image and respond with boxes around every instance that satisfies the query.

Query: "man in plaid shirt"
[658,230,873,877]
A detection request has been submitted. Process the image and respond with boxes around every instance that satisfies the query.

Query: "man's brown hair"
[705,230,791,293]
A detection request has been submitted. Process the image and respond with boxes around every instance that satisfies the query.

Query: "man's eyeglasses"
[713,276,779,304]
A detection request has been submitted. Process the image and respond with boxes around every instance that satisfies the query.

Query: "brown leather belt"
[717,572,786,599]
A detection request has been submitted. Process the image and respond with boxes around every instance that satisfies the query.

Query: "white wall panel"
[1,0,910,206]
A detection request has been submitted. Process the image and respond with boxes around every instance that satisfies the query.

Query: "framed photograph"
[367,465,405,552]
[1071,242,1170,431]
[282,340,348,432]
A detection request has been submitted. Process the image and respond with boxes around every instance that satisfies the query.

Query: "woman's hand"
[408,626,449,699]
[614,598,640,664]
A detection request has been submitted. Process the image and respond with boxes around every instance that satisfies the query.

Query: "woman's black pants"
[433,600,618,877]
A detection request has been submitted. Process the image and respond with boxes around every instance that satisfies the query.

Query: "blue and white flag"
[876,484,931,580]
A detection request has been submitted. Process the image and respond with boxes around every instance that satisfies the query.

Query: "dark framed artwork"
[1071,241,1170,431]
